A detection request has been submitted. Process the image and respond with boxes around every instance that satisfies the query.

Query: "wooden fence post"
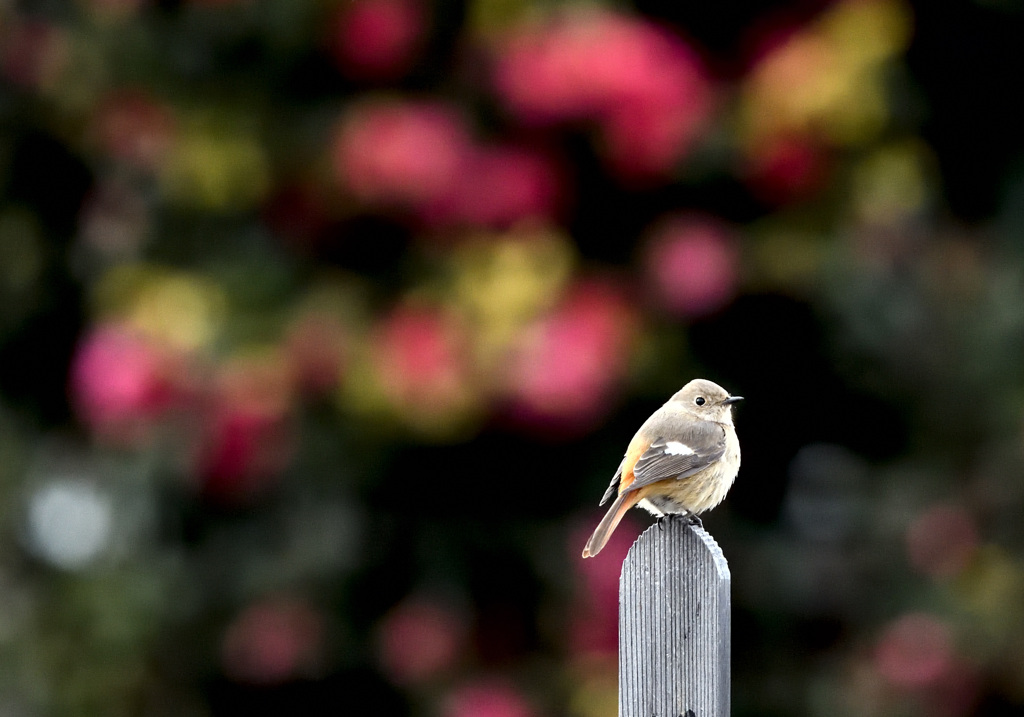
[619,515,731,717]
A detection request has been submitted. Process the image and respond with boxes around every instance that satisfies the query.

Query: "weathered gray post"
[619,515,731,717]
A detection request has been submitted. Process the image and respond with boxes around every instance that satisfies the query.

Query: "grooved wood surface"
[619,517,731,717]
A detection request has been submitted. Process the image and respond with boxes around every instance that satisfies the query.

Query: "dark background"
[3,1,1024,715]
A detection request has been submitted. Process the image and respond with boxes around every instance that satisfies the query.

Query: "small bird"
[582,379,742,558]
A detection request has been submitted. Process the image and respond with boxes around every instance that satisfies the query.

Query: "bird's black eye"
[695,397,706,406]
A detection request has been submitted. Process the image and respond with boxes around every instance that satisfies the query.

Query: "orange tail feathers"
[582,490,642,558]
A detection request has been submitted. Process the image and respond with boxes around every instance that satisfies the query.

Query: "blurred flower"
[358,304,480,437]
[598,62,712,180]
[950,546,1024,634]
[493,9,705,125]
[566,655,617,717]
[427,145,565,229]
[923,660,981,717]
[567,516,639,656]
[89,90,176,171]
[442,679,537,717]
[93,264,227,353]
[375,596,467,686]
[906,504,979,580]
[332,98,473,212]
[196,350,295,502]
[741,134,831,205]
[0,19,70,91]
[503,279,636,434]
[159,121,271,211]
[737,0,912,151]
[24,478,113,571]
[745,226,826,294]
[285,307,350,397]
[450,228,574,367]
[76,177,151,266]
[492,9,713,179]
[849,140,935,227]
[329,0,425,81]
[874,613,954,689]
[640,215,740,319]
[221,596,324,685]
[70,323,183,443]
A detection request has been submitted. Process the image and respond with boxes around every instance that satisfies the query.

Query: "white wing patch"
[663,441,695,456]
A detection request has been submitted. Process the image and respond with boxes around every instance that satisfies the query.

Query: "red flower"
[742,135,831,205]
[329,0,425,81]
[196,355,295,502]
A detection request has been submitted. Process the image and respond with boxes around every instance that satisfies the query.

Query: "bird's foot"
[686,514,704,529]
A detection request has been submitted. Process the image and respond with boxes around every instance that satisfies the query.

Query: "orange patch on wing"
[617,435,652,495]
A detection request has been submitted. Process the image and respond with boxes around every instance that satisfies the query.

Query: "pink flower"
[372,305,474,418]
[641,216,740,319]
[332,99,472,211]
[492,11,713,178]
[70,323,179,443]
[591,22,713,179]
[504,280,635,433]
[906,505,979,580]
[442,680,537,717]
[375,597,467,686]
[221,596,324,685]
[874,613,954,689]
[329,0,425,81]
[427,145,564,229]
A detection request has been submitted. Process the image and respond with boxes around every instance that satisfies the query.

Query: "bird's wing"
[598,455,628,506]
[624,421,727,493]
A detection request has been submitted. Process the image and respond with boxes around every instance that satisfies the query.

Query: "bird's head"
[670,378,743,423]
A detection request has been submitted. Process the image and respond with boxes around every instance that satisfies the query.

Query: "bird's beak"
[723,395,744,405]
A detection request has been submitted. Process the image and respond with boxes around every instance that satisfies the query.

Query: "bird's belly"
[636,460,737,517]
